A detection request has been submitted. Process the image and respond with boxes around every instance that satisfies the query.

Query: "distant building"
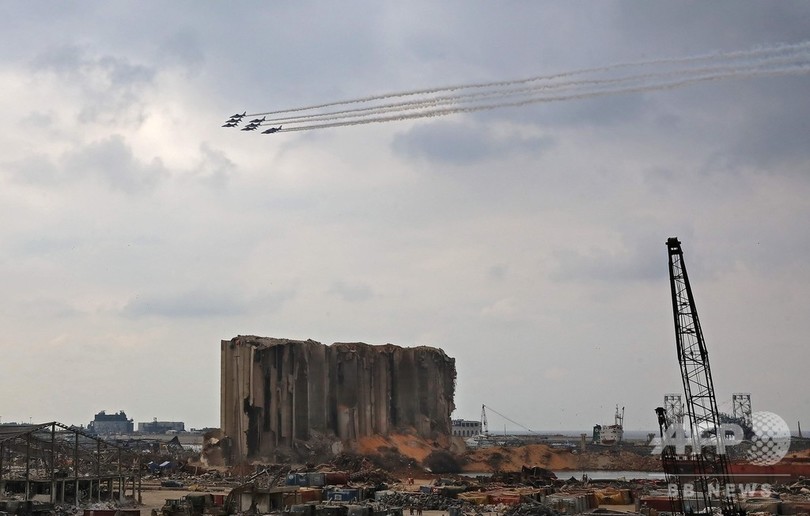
[452,419,482,437]
[88,411,133,434]
[138,419,185,434]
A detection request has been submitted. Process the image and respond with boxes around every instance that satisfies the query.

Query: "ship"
[659,455,810,483]
[593,405,624,445]
[728,458,810,483]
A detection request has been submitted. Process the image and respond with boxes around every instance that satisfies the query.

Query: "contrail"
[226,41,810,133]
[261,51,810,127]
[277,64,810,133]
[244,40,810,118]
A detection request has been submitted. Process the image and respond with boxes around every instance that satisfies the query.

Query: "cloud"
[30,44,156,125]
[123,290,247,318]
[189,143,235,188]
[551,239,665,284]
[6,134,169,195]
[614,3,810,53]
[156,29,205,71]
[488,264,507,281]
[328,281,374,303]
[726,78,810,170]
[392,120,553,164]
[7,153,60,184]
[15,298,82,320]
[122,287,296,319]
[61,135,168,193]
[20,111,54,130]
[544,367,568,381]
[480,297,520,321]
[1,1,809,431]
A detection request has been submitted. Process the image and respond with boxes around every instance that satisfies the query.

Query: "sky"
[1,2,809,433]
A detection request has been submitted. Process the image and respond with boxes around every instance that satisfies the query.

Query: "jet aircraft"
[222,121,239,127]
[249,116,266,124]
[241,123,259,131]
[262,126,282,134]
[229,111,246,120]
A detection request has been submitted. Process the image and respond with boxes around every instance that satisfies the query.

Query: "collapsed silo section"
[220,336,456,462]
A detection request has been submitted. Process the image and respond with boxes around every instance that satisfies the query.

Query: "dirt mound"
[346,433,661,475]
[354,433,444,462]
[462,444,574,472]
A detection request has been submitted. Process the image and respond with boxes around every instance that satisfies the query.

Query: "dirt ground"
[138,488,194,511]
[137,486,230,512]
[354,433,660,473]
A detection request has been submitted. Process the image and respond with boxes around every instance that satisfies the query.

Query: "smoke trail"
[261,52,810,128]
[277,64,810,132]
[246,40,810,118]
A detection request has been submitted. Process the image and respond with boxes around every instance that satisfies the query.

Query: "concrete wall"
[221,336,456,461]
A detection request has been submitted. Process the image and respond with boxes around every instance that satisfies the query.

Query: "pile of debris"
[324,454,400,485]
[772,477,810,496]
[504,503,561,516]
[377,492,468,512]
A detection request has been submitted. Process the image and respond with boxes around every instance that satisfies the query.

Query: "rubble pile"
[378,492,469,511]
[318,454,400,485]
[503,502,561,516]
[772,477,810,495]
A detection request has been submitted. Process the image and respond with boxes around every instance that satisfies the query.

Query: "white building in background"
[452,419,482,437]
[88,411,133,435]
[138,419,185,433]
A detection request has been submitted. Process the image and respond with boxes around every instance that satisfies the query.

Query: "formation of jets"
[222,111,245,127]
[221,112,282,135]
[240,116,265,131]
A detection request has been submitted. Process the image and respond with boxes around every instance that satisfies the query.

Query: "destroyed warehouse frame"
[0,422,141,505]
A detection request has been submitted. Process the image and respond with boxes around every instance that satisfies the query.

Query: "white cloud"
[0,2,808,432]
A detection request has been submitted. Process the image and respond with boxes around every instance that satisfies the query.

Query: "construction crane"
[659,237,740,516]
[481,404,490,437]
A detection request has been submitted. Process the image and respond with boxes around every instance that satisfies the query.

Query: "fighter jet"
[229,111,246,120]
[222,120,239,128]
[241,123,259,131]
[262,125,282,134]
[249,116,266,124]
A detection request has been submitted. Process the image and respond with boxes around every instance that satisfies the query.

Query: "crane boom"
[481,404,489,436]
[665,237,739,515]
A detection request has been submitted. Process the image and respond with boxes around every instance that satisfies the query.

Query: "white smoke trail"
[277,64,810,133]
[246,40,810,119]
[259,51,810,128]
[267,52,806,124]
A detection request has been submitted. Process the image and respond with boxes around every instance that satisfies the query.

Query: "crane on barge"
[656,237,742,515]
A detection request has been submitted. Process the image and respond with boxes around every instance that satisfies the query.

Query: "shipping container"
[317,505,348,516]
[308,473,326,487]
[325,488,361,503]
[289,504,317,516]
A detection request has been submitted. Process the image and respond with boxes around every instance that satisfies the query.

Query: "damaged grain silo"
[220,336,456,462]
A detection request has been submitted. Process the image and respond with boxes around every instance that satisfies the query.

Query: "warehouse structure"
[0,422,141,505]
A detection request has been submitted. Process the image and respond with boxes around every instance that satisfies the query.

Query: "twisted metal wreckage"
[0,422,141,507]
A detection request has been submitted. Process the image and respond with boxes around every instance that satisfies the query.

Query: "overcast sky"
[1,2,808,433]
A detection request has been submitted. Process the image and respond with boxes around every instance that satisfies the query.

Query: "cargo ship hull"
[663,457,810,484]
[728,459,810,483]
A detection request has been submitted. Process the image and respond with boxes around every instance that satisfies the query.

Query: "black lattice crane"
[655,405,684,513]
[664,237,740,515]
